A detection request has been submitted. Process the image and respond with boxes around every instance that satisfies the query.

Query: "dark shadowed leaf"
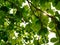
[50,38,58,42]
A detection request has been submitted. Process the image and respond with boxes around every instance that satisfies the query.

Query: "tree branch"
[27,0,60,37]
[7,0,60,37]
[27,0,55,19]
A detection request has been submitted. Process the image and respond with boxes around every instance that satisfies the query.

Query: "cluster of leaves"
[0,0,60,45]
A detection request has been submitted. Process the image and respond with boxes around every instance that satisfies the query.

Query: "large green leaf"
[52,0,60,10]
[55,2,60,10]
[49,21,55,30]
[41,15,49,26]
[50,38,58,42]
[54,41,60,45]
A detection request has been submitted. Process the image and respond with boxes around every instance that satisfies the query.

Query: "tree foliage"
[0,0,60,45]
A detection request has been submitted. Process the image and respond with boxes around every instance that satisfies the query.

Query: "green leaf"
[0,30,8,42]
[49,21,55,30]
[38,26,48,36]
[0,6,9,12]
[34,39,40,45]
[50,38,58,42]
[56,2,60,10]
[31,19,41,33]
[54,41,60,45]
[41,15,49,26]
[55,11,60,21]
[47,9,54,15]
[52,0,60,10]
